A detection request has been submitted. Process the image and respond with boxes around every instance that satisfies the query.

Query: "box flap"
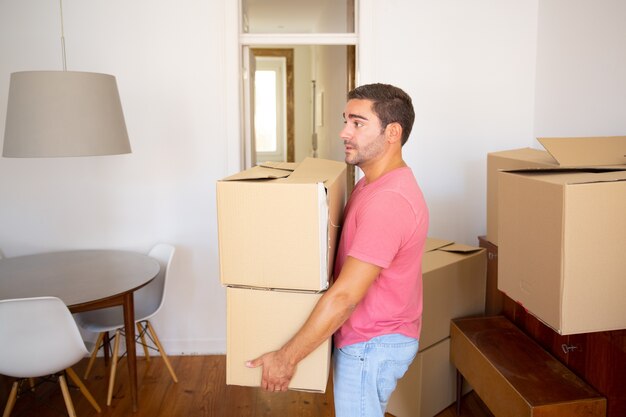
[488,147,557,166]
[259,161,298,171]
[424,238,482,254]
[287,157,346,186]
[221,164,294,181]
[571,170,626,184]
[422,238,485,275]
[557,170,626,185]
[538,136,626,167]
[438,243,483,254]
[424,238,454,253]
[500,169,626,186]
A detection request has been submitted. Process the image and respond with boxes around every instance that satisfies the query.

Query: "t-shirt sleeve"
[347,191,416,268]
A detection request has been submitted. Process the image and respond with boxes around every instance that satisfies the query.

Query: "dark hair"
[347,83,415,145]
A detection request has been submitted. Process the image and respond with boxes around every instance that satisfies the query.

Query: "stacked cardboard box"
[216,157,347,392]
[387,238,486,417]
[488,136,626,335]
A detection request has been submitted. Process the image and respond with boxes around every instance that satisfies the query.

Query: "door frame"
[225,0,368,185]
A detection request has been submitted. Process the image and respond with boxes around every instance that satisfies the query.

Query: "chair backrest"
[0,296,88,378]
[134,244,175,321]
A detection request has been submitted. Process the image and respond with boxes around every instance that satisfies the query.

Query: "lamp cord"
[59,0,67,70]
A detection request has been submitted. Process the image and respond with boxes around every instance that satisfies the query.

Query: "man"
[247,83,429,417]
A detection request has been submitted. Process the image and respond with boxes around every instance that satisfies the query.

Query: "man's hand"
[246,349,296,392]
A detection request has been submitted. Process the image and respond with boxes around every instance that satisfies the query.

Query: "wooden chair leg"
[66,368,102,413]
[59,374,78,417]
[28,378,36,391]
[137,322,150,361]
[107,329,121,406]
[84,332,105,379]
[103,331,111,366]
[2,381,18,417]
[146,321,178,383]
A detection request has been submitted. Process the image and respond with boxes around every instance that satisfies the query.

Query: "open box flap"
[259,161,299,171]
[538,136,626,167]
[287,157,346,187]
[438,243,483,254]
[221,163,295,181]
[424,238,454,253]
[501,169,626,185]
[490,147,558,165]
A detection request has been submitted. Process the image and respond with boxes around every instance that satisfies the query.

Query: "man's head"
[347,83,415,146]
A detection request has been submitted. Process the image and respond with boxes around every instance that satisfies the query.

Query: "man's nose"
[339,124,350,139]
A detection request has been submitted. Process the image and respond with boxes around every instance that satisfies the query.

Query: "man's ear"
[385,122,403,144]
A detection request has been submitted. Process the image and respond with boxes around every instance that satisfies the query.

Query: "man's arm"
[245,255,382,391]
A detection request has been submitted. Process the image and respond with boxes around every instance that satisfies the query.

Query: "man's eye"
[343,119,363,127]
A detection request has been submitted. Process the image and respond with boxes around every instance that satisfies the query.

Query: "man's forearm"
[279,288,356,365]
[280,256,382,364]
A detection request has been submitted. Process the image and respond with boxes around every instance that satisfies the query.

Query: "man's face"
[340,99,386,166]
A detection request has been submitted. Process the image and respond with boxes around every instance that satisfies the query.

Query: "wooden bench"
[450,316,606,417]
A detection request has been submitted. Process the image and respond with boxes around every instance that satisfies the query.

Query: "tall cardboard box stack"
[387,238,486,417]
[489,136,626,335]
[216,158,347,392]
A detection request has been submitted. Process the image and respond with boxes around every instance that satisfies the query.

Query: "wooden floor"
[1,355,493,417]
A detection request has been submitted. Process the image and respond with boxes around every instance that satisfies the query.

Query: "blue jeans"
[333,333,419,417]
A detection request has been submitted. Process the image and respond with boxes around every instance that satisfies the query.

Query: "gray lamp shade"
[3,71,131,157]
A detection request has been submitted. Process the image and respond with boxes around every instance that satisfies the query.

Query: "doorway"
[243,45,355,166]
[240,0,357,163]
[239,0,358,192]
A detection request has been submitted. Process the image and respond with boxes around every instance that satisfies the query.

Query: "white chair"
[74,244,177,406]
[0,296,101,417]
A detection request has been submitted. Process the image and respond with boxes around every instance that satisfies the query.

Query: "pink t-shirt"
[333,167,429,348]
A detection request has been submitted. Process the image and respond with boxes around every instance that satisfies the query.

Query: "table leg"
[456,369,463,416]
[123,292,138,412]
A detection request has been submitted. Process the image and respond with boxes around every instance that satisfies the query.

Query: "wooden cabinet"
[451,316,606,417]
[478,236,626,417]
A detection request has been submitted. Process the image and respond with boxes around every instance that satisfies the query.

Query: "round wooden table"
[0,250,160,412]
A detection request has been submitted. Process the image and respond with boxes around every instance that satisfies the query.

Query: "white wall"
[0,0,230,354]
[2,0,626,354]
[359,0,539,246]
[533,0,626,137]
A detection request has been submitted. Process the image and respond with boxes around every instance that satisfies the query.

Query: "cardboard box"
[387,338,470,417]
[387,239,485,416]
[420,238,486,351]
[486,136,626,245]
[498,168,626,334]
[487,148,555,245]
[217,158,346,291]
[226,286,331,392]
